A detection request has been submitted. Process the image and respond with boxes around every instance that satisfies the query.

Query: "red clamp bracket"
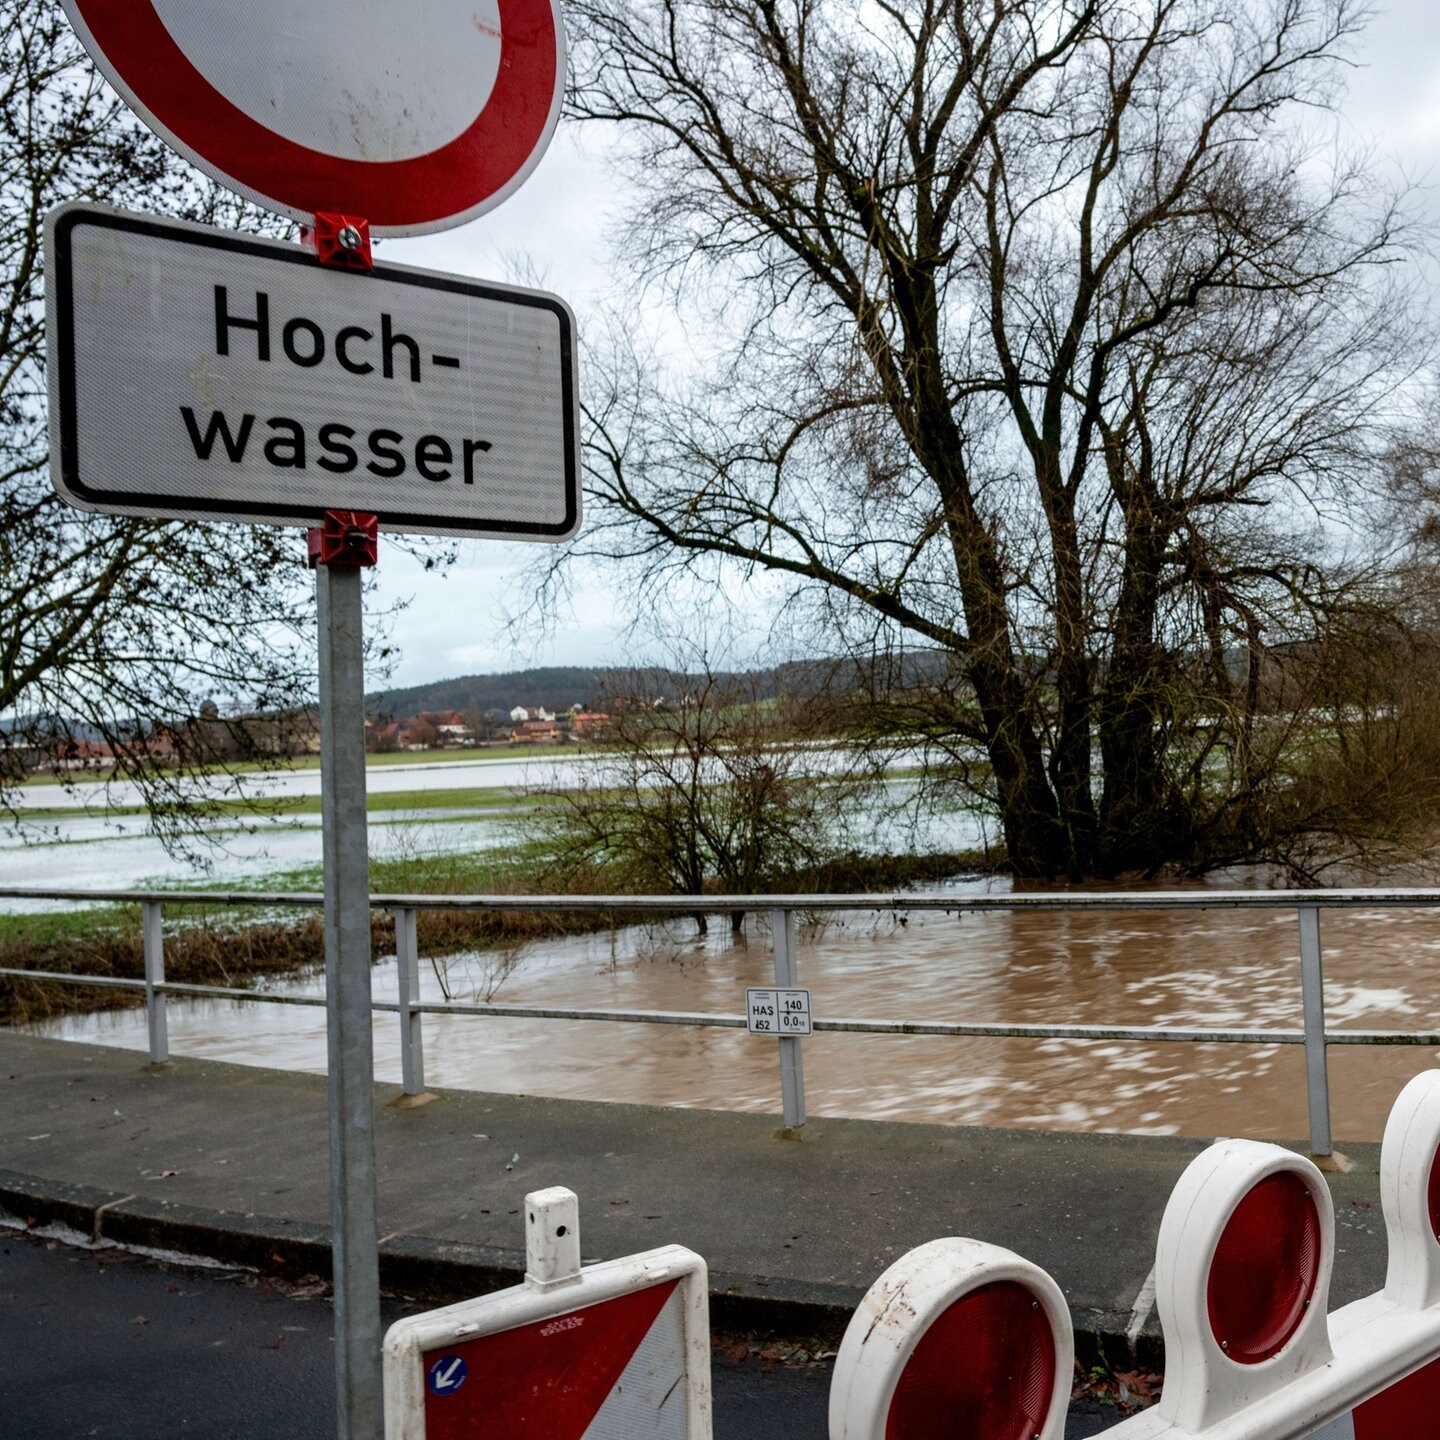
[302,212,373,271]
[308,511,378,568]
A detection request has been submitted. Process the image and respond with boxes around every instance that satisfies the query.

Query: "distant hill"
[367,667,628,719]
[1,713,109,742]
[365,652,956,720]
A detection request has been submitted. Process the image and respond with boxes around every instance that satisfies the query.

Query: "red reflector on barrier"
[1206,1171,1320,1364]
[885,1280,1055,1440]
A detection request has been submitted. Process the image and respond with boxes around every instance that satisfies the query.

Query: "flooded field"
[29,885,1440,1143]
[0,753,569,909]
[0,752,977,909]
[4,751,606,813]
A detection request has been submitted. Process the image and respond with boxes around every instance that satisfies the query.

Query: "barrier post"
[1299,904,1333,1157]
[771,907,806,1129]
[142,899,168,1065]
[394,907,426,1097]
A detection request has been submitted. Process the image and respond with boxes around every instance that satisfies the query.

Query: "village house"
[417,710,472,745]
[509,718,561,744]
[365,709,480,752]
[568,711,610,738]
[45,738,114,772]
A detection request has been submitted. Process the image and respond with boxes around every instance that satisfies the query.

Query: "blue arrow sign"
[427,1354,468,1397]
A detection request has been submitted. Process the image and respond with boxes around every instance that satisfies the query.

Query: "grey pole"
[141,899,168,1065]
[1298,904,1333,1158]
[317,560,383,1439]
[771,907,807,1129]
[395,906,426,1096]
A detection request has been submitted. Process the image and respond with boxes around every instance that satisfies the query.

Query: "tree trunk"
[1097,453,1189,873]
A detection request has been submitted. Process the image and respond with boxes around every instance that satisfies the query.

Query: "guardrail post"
[771,906,807,1129]
[395,906,426,1097]
[1299,904,1333,1157]
[142,900,169,1065]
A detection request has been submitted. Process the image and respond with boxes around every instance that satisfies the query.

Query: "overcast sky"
[372,0,1440,689]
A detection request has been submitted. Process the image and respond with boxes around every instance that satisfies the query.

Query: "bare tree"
[1,1,318,836]
[563,0,1429,878]
[528,667,877,931]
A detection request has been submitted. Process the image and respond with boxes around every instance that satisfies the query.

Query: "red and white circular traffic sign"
[60,0,565,235]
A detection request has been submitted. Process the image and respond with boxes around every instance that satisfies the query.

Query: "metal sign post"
[769,908,807,1128]
[43,204,580,1439]
[315,514,383,1437]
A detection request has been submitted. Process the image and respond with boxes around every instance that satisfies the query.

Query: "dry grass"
[0,912,329,1027]
[0,894,637,1028]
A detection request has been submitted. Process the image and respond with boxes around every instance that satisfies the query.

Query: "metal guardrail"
[4,884,1440,1153]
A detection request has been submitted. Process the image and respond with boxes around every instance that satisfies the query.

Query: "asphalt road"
[0,1230,1121,1438]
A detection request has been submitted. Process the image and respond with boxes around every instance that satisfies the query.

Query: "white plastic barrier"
[828,1072,1440,1439]
[1107,1070,1440,1438]
[382,1186,711,1440]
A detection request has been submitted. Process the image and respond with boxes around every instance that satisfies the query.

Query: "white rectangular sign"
[746,987,812,1036]
[45,202,580,539]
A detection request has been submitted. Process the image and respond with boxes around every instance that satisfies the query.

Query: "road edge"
[0,1164,1161,1365]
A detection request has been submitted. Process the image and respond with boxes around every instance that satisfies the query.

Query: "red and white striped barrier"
[382,1187,710,1439]
[828,1071,1440,1438]
[1305,1355,1440,1437]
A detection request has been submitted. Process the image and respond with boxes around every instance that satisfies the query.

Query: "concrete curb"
[0,1165,1156,1361]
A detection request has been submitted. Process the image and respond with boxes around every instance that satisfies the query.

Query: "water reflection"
[29,892,1440,1142]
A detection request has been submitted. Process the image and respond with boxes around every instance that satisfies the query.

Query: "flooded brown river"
[32,883,1440,1143]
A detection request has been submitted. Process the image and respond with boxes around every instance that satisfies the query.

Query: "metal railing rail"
[5,884,1440,909]
[4,884,1440,1153]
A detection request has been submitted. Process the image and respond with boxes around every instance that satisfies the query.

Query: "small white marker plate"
[746,987,812,1037]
